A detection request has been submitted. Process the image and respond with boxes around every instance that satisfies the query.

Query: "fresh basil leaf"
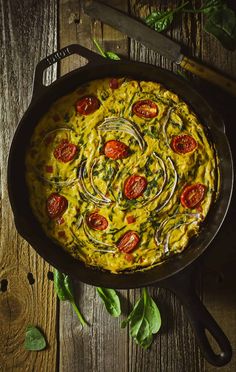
[24,325,46,351]
[204,6,236,50]
[53,269,87,326]
[122,288,161,349]
[105,51,121,60]
[97,287,121,317]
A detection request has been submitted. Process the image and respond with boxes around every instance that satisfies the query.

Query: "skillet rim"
[7,59,234,289]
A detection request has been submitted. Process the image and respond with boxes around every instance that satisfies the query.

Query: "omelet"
[25,78,218,273]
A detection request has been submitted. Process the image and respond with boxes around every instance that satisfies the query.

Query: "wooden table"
[1,1,236,371]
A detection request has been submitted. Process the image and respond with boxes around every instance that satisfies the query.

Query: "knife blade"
[84,0,183,64]
[84,0,236,96]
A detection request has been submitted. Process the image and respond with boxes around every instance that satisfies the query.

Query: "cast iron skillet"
[8,44,233,366]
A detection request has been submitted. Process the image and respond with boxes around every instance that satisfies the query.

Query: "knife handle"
[180,56,236,96]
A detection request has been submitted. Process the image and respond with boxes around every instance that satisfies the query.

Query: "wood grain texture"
[1,0,236,371]
[0,0,58,370]
[59,2,130,372]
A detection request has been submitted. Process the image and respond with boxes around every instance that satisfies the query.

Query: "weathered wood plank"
[199,4,236,372]
[0,0,58,370]
[201,27,236,370]
[59,1,129,372]
[128,1,204,371]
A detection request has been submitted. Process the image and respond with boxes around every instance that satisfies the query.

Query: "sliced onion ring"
[78,160,111,206]
[98,117,146,151]
[155,157,178,213]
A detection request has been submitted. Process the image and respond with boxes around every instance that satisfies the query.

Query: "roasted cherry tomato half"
[180,183,206,209]
[126,215,136,224]
[124,175,147,199]
[109,78,119,89]
[87,212,108,231]
[76,95,100,115]
[124,253,134,262]
[53,140,77,163]
[171,135,197,154]
[104,140,129,160]
[117,231,140,253]
[47,193,68,219]
[132,99,158,118]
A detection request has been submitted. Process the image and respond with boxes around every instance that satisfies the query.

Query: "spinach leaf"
[204,6,236,50]
[54,269,87,326]
[145,0,236,50]
[106,51,121,60]
[96,287,121,317]
[184,0,222,14]
[93,38,120,60]
[24,325,46,351]
[145,1,189,32]
[121,288,161,349]
[201,0,223,14]
[145,10,174,32]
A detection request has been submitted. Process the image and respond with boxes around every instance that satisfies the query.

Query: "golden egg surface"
[25,78,218,273]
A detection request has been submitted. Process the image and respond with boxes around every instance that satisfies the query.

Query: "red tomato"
[180,184,206,209]
[87,212,108,231]
[76,95,100,115]
[125,253,134,262]
[109,78,119,89]
[117,231,140,253]
[126,215,136,224]
[53,140,77,163]
[124,175,147,199]
[132,99,158,118]
[171,135,197,154]
[104,140,129,160]
[47,193,68,219]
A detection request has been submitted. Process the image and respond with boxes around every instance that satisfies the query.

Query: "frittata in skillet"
[25,78,218,273]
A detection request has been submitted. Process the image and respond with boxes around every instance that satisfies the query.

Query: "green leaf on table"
[105,51,120,60]
[53,269,87,326]
[24,325,46,351]
[96,287,121,317]
[201,0,223,14]
[145,1,189,32]
[121,288,161,349]
[145,0,236,50]
[145,10,174,32]
[204,6,236,50]
[93,38,120,60]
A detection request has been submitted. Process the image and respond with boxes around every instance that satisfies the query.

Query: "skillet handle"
[160,265,232,367]
[32,44,105,100]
